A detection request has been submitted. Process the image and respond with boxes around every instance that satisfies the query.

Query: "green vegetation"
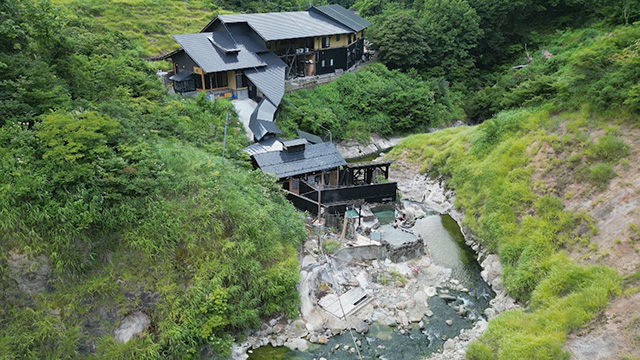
[50,0,335,58]
[385,11,639,360]
[276,63,464,140]
[0,1,304,358]
[393,106,624,359]
[468,25,640,120]
[358,0,640,87]
[51,0,220,58]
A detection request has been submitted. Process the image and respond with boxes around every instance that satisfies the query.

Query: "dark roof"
[173,32,265,73]
[253,142,346,179]
[243,137,284,156]
[244,52,286,105]
[281,138,308,148]
[296,129,324,144]
[250,118,282,141]
[217,10,353,41]
[226,23,270,53]
[169,70,194,82]
[309,5,371,32]
[249,98,282,141]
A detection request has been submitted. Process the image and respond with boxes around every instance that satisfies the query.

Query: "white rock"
[444,338,456,351]
[384,317,398,327]
[113,311,151,343]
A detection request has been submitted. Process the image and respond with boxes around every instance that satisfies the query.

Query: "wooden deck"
[318,287,372,319]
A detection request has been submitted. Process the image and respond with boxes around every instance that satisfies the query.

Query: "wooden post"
[340,210,349,241]
[317,171,324,216]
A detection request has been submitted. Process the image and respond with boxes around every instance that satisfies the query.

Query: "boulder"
[425,286,437,297]
[287,319,309,338]
[383,317,398,327]
[444,339,456,351]
[6,251,51,295]
[284,338,308,351]
[352,320,369,334]
[113,311,151,343]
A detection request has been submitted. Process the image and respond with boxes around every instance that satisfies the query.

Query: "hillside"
[2,0,640,358]
[390,24,640,359]
[50,0,332,58]
[0,1,305,358]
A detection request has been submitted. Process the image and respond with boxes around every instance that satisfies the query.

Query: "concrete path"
[231,98,257,141]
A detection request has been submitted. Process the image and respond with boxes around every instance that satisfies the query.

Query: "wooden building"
[201,5,370,79]
[250,139,397,215]
[164,4,370,143]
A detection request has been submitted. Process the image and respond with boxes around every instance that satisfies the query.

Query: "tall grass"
[392,107,623,359]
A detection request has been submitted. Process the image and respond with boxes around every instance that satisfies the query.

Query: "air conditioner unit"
[296,48,304,54]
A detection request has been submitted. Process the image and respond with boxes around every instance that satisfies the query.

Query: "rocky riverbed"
[233,159,517,360]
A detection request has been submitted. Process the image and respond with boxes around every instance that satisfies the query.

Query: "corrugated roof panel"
[281,138,308,148]
[253,142,347,178]
[173,32,266,73]
[227,23,269,53]
[218,11,353,41]
[310,5,371,32]
[296,129,324,144]
[169,71,194,81]
[244,52,286,106]
[249,98,281,141]
[243,137,284,156]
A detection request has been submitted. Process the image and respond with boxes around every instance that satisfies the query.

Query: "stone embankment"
[336,134,403,161]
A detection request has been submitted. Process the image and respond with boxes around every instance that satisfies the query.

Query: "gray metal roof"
[296,129,324,144]
[281,138,308,148]
[218,10,353,41]
[244,52,286,106]
[173,32,266,73]
[226,23,270,53]
[169,70,194,81]
[309,5,371,32]
[252,142,346,179]
[249,118,282,142]
[243,137,284,156]
[249,98,282,141]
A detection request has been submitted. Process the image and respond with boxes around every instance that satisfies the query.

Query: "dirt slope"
[529,124,640,360]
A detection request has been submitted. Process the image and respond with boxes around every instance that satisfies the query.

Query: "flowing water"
[249,202,494,360]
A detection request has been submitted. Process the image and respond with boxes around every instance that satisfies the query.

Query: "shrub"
[588,162,615,188]
[590,135,629,162]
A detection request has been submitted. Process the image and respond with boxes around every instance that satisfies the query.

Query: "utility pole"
[221,111,229,161]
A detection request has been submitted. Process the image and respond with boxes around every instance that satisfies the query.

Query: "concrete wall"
[334,245,386,264]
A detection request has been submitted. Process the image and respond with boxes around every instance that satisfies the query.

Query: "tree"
[420,0,483,82]
[369,9,430,71]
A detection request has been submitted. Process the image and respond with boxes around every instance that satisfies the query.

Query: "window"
[204,72,229,90]
[321,60,325,67]
[336,34,340,41]
[322,37,330,48]
[216,72,228,88]
[348,35,352,43]
[330,59,333,66]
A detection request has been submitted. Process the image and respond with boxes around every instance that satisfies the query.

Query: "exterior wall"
[268,38,315,53]
[227,71,237,89]
[173,50,197,74]
[316,47,348,75]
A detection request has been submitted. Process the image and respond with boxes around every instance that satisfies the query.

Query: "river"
[248,198,494,360]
